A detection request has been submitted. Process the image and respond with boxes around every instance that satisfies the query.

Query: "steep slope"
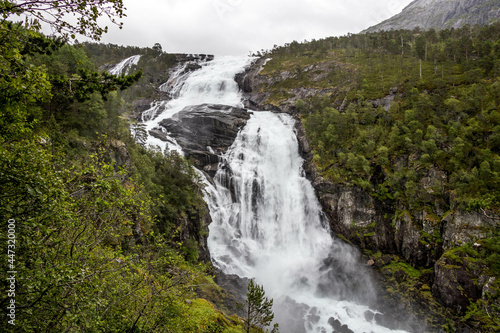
[238,24,500,332]
[364,0,500,33]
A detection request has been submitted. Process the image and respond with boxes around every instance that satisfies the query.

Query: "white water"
[206,112,408,333]
[109,55,141,75]
[141,55,253,153]
[140,55,409,333]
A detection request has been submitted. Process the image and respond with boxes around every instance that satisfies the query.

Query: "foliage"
[82,42,178,101]
[244,280,279,333]
[1,0,126,41]
[0,21,52,141]
[0,4,234,333]
[256,23,500,330]
[260,23,500,213]
[439,238,500,331]
[0,135,214,331]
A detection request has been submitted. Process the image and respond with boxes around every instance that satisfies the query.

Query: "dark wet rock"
[306,307,321,324]
[212,268,249,317]
[184,62,202,72]
[433,256,483,312]
[235,57,265,94]
[274,297,308,333]
[364,310,375,322]
[132,98,154,119]
[236,57,277,110]
[374,312,399,330]
[173,53,214,62]
[327,317,354,333]
[148,127,176,145]
[159,104,250,173]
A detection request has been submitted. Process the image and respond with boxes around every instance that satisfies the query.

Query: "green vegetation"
[0,2,243,332]
[262,24,500,213]
[0,0,126,41]
[82,42,178,101]
[256,24,500,331]
[440,237,500,331]
[244,280,279,333]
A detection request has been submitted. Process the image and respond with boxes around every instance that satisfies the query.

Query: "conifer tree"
[244,280,279,333]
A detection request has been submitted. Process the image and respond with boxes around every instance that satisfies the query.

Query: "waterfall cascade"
[109,54,142,75]
[139,55,410,333]
[141,56,252,153]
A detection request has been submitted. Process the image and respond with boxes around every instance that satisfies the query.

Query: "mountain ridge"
[363,0,500,33]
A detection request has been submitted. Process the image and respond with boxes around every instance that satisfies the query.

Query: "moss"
[385,261,423,279]
[336,233,352,244]
[266,90,294,106]
[195,274,238,316]
[187,299,245,333]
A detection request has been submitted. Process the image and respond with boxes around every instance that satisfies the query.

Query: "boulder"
[433,256,483,312]
[328,317,354,333]
[159,104,250,173]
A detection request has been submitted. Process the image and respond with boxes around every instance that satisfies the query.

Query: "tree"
[1,0,126,40]
[152,42,163,54]
[245,280,279,333]
[132,122,148,147]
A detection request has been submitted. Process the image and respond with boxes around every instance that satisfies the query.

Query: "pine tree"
[244,280,279,333]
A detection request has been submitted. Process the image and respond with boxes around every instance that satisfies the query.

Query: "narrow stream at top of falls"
[140,55,411,333]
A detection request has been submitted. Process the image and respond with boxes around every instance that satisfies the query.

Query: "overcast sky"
[96,0,414,56]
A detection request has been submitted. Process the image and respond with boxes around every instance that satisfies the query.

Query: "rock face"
[237,57,347,114]
[172,53,214,62]
[364,0,500,33]
[443,211,493,247]
[433,256,483,311]
[236,57,274,110]
[153,104,250,176]
[239,55,500,329]
[297,123,498,322]
[211,268,249,316]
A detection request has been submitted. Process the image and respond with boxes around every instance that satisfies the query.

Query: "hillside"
[0,11,248,333]
[240,23,500,331]
[3,0,500,332]
[364,0,500,33]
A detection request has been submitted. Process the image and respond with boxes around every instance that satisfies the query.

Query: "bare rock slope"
[364,0,500,33]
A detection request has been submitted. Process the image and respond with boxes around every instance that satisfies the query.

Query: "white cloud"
[96,0,414,55]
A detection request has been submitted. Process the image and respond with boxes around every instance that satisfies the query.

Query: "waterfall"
[109,55,142,75]
[206,112,408,333]
[140,55,410,333]
[141,55,252,153]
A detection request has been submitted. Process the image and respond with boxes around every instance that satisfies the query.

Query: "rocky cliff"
[237,55,500,331]
[151,103,250,178]
[364,0,500,33]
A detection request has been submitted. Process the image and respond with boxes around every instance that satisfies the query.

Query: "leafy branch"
[1,0,126,40]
